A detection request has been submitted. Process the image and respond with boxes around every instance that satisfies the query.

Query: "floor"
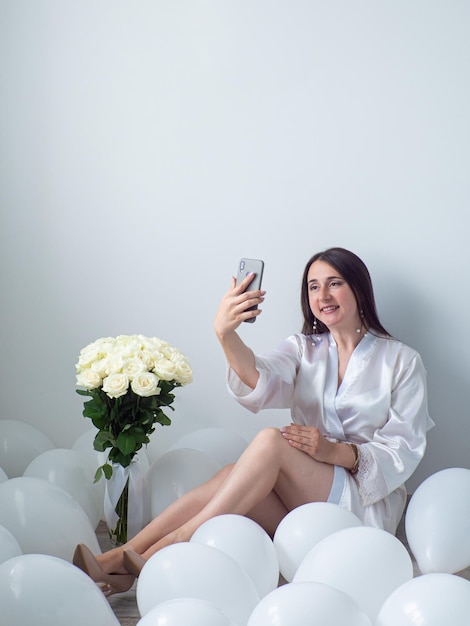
[97,516,470,626]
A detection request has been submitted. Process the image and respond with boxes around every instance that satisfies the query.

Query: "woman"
[73,247,434,595]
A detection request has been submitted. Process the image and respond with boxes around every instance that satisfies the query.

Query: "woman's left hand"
[280,424,333,463]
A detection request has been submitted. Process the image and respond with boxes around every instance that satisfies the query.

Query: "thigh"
[274,431,336,511]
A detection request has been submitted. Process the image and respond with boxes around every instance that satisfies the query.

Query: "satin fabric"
[227,332,435,533]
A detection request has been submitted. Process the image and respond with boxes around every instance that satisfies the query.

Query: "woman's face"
[307,260,361,333]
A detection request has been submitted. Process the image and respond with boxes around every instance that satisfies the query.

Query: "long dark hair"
[300,247,391,337]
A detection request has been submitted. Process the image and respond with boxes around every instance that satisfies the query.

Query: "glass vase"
[108,478,129,546]
[103,458,147,547]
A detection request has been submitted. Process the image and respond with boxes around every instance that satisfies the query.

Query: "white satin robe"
[227,332,435,533]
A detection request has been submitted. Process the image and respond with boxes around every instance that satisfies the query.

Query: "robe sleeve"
[226,335,301,411]
[355,352,434,505]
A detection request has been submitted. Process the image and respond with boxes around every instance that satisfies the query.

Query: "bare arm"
[214,274,266,389]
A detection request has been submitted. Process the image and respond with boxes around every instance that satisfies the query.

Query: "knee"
[251,427,284,452]
[218,464,235,479]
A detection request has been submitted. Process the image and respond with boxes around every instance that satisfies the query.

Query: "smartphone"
[236,258,264,323]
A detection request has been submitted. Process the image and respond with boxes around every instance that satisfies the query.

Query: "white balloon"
[0,420,55,477]
[247,581,373,626]
[273,502,363,582]
[0,477,100,561]
[376,573,470,626]
[170,428,248,467]
[136,542,260,626]
[0,554,120,626]
[71,428,109,468]
[147,448,220,517]
[71,429,107,520]
[0,467,8,483]
[0,525,22,564]
[137,598,236,626]
[145,421,187,464]
[293,526,413,621]
[191,514,279,598]
[405,467,470,574]
[24,448,102,529]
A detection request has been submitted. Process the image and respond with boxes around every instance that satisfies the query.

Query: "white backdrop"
[1,1,469,491]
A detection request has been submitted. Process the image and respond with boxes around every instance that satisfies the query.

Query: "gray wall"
[1,1,469,491]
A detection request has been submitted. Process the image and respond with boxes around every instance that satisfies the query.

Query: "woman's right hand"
[214,274,266,341]
[213,274,265,389]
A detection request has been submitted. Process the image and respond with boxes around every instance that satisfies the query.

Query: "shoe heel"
[123,550,146,578]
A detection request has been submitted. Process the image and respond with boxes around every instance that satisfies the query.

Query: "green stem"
[108,479,129,546]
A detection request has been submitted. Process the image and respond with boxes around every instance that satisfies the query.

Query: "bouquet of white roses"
[76,334,192,481]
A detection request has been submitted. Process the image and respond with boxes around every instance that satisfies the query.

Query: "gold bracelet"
[346,443,360,475]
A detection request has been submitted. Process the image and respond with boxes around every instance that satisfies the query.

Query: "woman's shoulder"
[371,333,424,363]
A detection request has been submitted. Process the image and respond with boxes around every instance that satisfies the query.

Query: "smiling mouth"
[321,306,339,313]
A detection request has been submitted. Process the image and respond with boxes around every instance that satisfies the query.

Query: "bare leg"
[246,490,290,537]
[98,457,288,573]
[140,427,334,559]
[99,427,334,572]
[97,464,234,573]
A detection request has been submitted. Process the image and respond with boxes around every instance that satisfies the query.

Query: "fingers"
[230,274,266,316]
[280,425,312,446]
[235,271,256,292]
[234,271,266,297]
[280,425,316,439]
[215,276,266,338]
[280,425,323,458]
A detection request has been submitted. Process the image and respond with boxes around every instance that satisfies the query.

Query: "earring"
[313,316,317,334]
[356,309,364,334]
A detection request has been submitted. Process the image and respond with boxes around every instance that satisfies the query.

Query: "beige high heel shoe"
[123,549,147,578]
[73,544,135,596]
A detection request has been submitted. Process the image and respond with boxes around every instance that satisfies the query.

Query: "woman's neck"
[330,326,367,352]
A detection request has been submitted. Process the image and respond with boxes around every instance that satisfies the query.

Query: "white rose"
[122,357,146,380]
[145,336,167,352]
[118,337,141,359]
[139,349,157,370]
[131,371,161,397]
[76,347,100,369]
[106,353,124,374]
[174,359,193,385]
[160,345,178,361]
[90,337,116,357]
[116,334,135,347]
[94,337,116,346]
[91,357,109,378]
[76,369,102,390]
[102,373,129,398]
[153,357,177,381]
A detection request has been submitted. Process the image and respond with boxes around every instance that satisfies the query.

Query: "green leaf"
[83,398,107,420]
[154,409,171,426]
[102,463,113,479]
[93,463,113,482]
[93,430,114,452]
[117,431,137,456]
[93,466,103,483]
[133,427,150,444]
[109,448,133,467]
[76,388,93,397]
